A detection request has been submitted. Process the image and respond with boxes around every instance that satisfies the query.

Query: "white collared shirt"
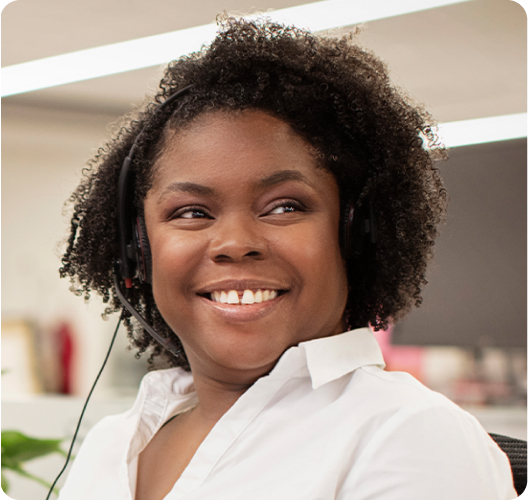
[58,328,517,499]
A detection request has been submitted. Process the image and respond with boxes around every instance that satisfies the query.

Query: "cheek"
[312,232,347,297]
[279,219,348,304]
[148,232,202,302]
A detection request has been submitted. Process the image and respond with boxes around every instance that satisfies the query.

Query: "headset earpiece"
[133,215,152,284]
[343,203,355,257]
[116,85,192,288]
[344,200,377,258]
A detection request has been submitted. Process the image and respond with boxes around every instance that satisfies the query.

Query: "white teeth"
[227,290,240,304]
[241,290,255,304]
[209,288,280,304]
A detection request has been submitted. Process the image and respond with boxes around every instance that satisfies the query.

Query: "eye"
[266,200,305,215]
[171,206,211,220]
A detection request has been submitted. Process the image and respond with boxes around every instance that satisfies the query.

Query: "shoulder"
[341,364,468,424]
[336,366,516,499]
[345,365,503,463]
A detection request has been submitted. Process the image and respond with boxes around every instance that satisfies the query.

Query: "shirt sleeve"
[336,402,518,500]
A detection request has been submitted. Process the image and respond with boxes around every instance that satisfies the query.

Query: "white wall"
[2,102,148,397]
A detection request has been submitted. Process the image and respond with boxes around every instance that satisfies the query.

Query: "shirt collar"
[133,328,385,415]
[299,328,386,390]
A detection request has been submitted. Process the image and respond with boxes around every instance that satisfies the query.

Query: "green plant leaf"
[1,430,66,465]
[1,470,9,494]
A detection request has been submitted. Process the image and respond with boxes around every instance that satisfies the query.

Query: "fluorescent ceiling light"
[2,0,470,97]
[438,114,527,148]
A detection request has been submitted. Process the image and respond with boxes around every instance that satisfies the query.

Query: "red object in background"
[56,322,75,394]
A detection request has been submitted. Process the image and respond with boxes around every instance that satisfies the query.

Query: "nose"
[207,213,268,263]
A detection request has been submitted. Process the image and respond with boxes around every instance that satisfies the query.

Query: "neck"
[191,377,250,424]
[186,357,276,425]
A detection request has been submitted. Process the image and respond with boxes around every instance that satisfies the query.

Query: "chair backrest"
[489,433,527,497]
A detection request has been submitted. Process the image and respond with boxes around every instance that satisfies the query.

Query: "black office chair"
[489,433,527,497]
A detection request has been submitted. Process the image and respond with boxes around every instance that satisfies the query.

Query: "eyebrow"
[258,170,315,190]
[158,181,215,201]
[157,169,314,202]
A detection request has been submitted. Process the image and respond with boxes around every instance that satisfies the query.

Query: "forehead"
[151,109,331,189]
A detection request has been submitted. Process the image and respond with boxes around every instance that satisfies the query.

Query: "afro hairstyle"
[60,17,447,370]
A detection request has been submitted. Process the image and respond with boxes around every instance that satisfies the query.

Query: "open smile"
[200,289,287,305]
[197,290,287,323]
[196,281,290,321]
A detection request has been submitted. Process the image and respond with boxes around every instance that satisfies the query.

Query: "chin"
[186,328,289,377]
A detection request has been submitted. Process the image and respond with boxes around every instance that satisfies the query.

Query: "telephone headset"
[45,85,377,498]
[113,85,196,358]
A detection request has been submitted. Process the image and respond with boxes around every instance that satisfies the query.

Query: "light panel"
[438,114,527,148]
[2,0,470,97]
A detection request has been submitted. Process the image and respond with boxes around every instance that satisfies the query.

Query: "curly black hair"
[60,17,447,370]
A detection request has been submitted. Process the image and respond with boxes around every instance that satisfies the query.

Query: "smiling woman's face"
[144,110,348,383]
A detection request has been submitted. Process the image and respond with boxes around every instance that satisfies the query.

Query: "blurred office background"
[2,0,526,498]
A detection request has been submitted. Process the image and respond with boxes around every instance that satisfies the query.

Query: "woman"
[58,18,516,500]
